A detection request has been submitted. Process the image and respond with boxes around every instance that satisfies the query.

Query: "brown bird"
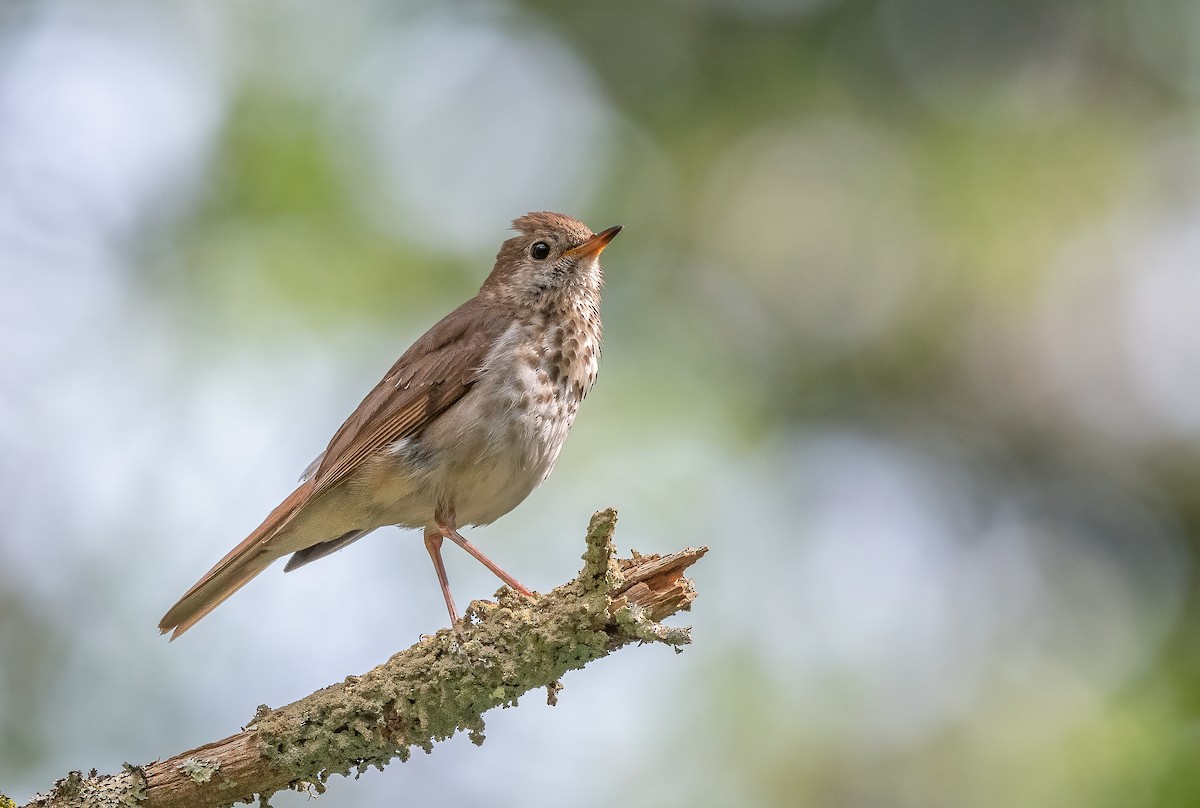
[159,212,621,639]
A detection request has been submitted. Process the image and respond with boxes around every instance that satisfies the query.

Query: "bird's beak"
[565,225,622,259]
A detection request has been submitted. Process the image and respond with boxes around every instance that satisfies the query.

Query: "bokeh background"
[4,0,1200,805]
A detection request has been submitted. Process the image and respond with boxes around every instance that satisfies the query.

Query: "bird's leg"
[435,513,535,600]
[423,527,458,622]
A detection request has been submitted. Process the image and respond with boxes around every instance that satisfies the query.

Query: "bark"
[13,509,706,808]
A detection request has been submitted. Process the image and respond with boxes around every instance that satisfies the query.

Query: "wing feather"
[307,296,512,499]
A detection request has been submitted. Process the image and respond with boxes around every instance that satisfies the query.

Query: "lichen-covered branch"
[15,509,706,808]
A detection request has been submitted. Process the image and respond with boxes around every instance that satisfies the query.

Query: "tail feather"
[158,552,276,640]
[159,480,315,640]
[283,528,370,572]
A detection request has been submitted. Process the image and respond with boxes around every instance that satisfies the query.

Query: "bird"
[159,211,621,639]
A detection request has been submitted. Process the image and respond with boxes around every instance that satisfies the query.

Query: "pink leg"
[423,527,458,622]
[436,519,535,599]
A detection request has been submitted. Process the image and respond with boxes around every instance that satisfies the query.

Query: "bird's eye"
[530,241,551,260]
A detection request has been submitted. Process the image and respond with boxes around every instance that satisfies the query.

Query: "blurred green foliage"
[4,1,1200,806]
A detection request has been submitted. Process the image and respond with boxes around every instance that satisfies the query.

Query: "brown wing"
[308,295,513,499]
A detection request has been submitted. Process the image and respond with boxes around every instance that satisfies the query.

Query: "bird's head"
[482,211,621,310]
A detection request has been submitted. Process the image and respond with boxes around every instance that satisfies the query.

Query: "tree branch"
[13,509,706,808]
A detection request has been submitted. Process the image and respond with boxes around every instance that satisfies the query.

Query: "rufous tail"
[158,481,314,640]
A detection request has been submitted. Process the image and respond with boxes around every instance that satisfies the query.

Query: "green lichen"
[252,507,678,787]
[179,757,220,784]
[612,602,692,650]
[28,764,147,808]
